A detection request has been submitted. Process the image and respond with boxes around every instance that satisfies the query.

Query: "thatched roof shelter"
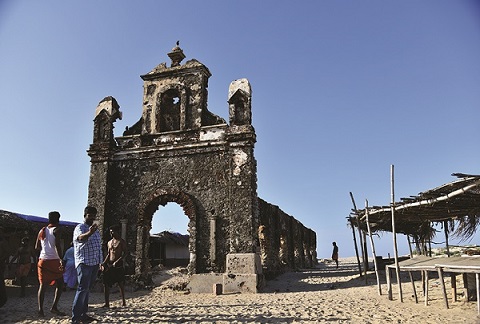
[0,209,80,246]
[349,173,480,241]
[0,210,36,234]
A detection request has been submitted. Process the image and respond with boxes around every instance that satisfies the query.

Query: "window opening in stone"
[158,89,181,132]
[149,202,189,271]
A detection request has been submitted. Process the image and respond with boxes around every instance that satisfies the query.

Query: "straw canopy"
[349,173,480,241]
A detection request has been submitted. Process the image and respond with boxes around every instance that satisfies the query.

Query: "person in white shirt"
[35,211,65,317]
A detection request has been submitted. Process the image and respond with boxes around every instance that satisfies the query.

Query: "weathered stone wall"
[88,123,257,274]
[258,198,317,278]
[86,46,316,287]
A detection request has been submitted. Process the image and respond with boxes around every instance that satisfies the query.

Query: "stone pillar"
[120,218,128,241]
[210,217,216,263]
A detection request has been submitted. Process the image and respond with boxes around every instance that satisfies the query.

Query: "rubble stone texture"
[87,45,316,289]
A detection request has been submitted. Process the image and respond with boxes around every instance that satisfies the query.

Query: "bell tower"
[137,42,224,135]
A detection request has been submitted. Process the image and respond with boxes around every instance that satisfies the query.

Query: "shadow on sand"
[262,261,384,293]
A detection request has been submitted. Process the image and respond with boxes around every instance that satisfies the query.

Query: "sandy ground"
[1,258,479,323]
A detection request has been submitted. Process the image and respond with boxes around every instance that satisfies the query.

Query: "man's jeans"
[72,263,99,322]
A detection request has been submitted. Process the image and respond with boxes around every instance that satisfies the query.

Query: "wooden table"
[435,256,480,314]
[386,256,480,314]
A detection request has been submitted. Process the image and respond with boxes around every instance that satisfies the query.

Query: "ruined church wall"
[258,198,317,277]
[87,48,316,285]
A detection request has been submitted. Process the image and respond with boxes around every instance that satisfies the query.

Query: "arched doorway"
[136,188,197,275]
[149,203,189,268]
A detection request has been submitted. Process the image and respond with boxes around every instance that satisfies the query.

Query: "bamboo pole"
[350,192,365,277]
[408,271,418,303]
[407,235,413,258]
[391,164,403,302]
[366,199,382,295]
[424,270,429,306]
[476,274,480,314]
[387,266,392,300]
[349,216,363,277]
[437,267,449,309]
[444,220,450,257]
[443,220,457,301]
[362,231,368,276]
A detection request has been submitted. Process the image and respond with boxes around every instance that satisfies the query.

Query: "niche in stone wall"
[229,91,249,125]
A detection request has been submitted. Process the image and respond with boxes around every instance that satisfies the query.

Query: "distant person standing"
[10,237,35,297]
[71,206,103,324]
[101,224,128,308]
[332,242,339,268]
[35,211,65,316]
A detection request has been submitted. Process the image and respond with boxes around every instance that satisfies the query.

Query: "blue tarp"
[16,214,79,227]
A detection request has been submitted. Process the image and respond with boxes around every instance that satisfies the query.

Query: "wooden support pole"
[350,192,365,277]
[387,266,392,300]
[424,270,429,306]
[408,271,418,303]
[349,216,363,277]
[463,273,470,302]
[366,199,381,295]
[476,273,480,314]
[407,235,413,258]
[442,221,456,301]
[444,220,450,257]
[422,271,426,295]
[437,267,449,309]
[363,231,368,275]
[451,274,457,302]
[390,165,403,302]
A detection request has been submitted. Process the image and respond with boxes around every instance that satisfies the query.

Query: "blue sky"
[1,1,480,259]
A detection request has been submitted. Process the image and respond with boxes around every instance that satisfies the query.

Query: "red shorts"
[38,259,63,286]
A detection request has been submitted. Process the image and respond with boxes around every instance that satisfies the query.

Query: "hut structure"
[348,173,480,313]
[350,173,480,252]
[149,231,189,267]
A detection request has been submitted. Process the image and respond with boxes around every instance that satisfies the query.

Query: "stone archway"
[136,188,197,275]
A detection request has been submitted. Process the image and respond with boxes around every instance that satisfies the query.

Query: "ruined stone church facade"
[87,44,316,293]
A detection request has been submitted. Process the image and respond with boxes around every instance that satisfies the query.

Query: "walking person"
[35,211,65,317]
[101,224,128,308]
[10,237,35,297]
[71,206,103,324]
[332,241,339,268]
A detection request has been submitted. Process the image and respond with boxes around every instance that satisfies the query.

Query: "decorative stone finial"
[167,41,186,67]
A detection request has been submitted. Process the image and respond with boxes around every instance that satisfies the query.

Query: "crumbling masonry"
[87,44,316,293]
